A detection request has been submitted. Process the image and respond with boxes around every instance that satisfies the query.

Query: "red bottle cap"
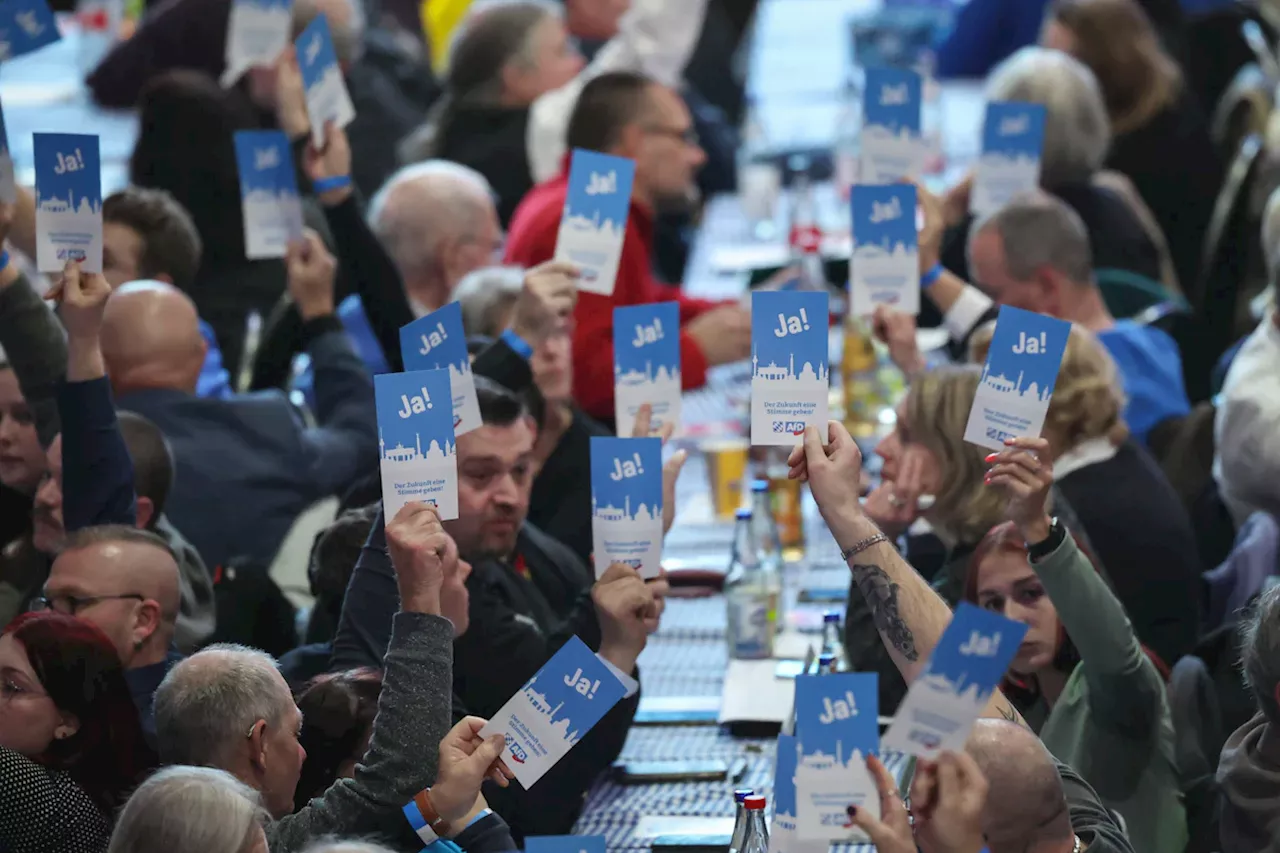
[744,795,767,810]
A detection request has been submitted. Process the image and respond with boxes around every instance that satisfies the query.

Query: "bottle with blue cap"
[728,788,755,853]
[816,652,837,675]
[726,507,779,659]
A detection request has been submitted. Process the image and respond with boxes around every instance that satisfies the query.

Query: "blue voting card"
[525,836,607,853]
[613,301,681,437]
[233,130,304,260]
[750,290,830,446]
[0,0,60,63]
[590,436,663,579]
[793,673,879,841]
[223,0,292,84]
[554,149,635,296]
[860,67,923,184]
[883,602,1029,759]
[481,635,628,787]
[769,734,828,853]
[374,369,458,521]
[296,14,354,147]
[400,302,481,436]
[34,134,102,273]
[849,184,919,317]
[971,102,1048,217]
[963,305,1071,451]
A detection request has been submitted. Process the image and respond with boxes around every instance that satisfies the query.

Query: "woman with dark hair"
[970,436,1185,853]
[0,611,155,852]
[1042,0,1223,290]
[293,668,383,811]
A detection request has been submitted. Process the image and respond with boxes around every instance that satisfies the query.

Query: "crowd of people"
[0,0,1278,851]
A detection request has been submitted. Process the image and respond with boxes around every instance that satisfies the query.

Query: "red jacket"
[504,172,722,421]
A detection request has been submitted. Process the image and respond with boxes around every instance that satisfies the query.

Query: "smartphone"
[613,758,747,785]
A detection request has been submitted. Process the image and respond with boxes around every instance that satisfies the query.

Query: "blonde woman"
[971,323,1202,670]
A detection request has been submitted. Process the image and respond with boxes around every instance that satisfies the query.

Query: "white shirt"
[1214,315,1280,526]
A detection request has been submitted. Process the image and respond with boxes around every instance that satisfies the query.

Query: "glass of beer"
[702,438,750,521]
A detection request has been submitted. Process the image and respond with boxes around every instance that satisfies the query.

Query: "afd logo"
[56,248,87,261]
[985,426,1017,444]
[503,732,527,764]
[908,728,942,750]
[772,420,806,435]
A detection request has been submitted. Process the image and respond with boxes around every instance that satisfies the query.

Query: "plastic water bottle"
[820,610,843,660]
[740,795,770,853]
[833,77,862,200]
[816,652,837,675]
[728,788,755,853]
[749,480,784,575]
[726,508,780,660]
[787,156,825,291]
[738,96,781,239]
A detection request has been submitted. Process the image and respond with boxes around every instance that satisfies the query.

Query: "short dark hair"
[118,412,174,527]
[103,187,203,291]
[294,667,383,810]
[474,375,528,427]
[308,505,379,613]
[565,70,656,153]
[61,524,178,564]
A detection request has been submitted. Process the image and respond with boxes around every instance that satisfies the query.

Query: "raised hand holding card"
[375,369,459,520]
[849,184,919,317]
[0,0,60,63]
[614,302,681,437]
[554,149,635,296]
[234,130,304,260]
[591,436,663,579]
[223,0,293,85]
[860,67,923,185]
[793,673,879,841]
[296,15,355,147]
[400,302,481,436]
[882,602,1028,759]
[963,305,1070,451]
[750,290,830,446]
[971,102,1047,217]
[34,134,102,273]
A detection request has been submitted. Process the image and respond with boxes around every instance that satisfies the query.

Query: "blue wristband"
[921,263,944,288]
[312,175,352,194]
[500,328,533,361]
[0,250,10,272]
[464,808,493,829]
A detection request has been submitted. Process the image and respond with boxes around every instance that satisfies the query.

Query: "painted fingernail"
[847,806,857,817]
[984,453,997,463]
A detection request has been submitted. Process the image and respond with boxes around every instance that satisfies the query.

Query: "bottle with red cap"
[740,794,770,853]
[786,155,825,292]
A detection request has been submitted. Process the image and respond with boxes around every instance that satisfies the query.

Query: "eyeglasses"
[644,125,700,147]
[31,593,146,616]
[1,677,48,702]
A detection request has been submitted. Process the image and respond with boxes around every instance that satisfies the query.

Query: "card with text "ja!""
[751,290,830,446]
[860,67,924,185]
[849,184,919,317]
[480,635,628,788]
[34,134,102,273]
[962,305,1070,451]
[794,673,879,841]
[971,102,1047,218]
[613,301,681,437]
[0,0,60,64]
[555,149,635,296]
[234,130,304,260]
[223,0,292,85]
[524,836,606,853]
[399,302,481,436]
[374,369,459,521]
[882,602,1029,759]
[590,436,663,579]
[296,14,355,147]
[769,735,830,853]
[0,99,17,205]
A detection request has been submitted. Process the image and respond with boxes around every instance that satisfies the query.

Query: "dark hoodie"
[1218,712,1280,853]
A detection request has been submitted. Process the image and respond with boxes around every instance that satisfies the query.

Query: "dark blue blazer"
[118,326,378,571]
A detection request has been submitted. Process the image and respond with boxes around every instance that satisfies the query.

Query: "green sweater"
[1025,533,1186,853]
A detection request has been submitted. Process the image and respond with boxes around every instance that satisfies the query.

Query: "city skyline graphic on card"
[850,184,919,315]
[964,305,1071,450]
[555,149,635,295]
[34,133,102,273]
[883,603,1028,758]
[972,102,1047,217]
[374,369,458,520]
[774,733,801,826]
[750,290,829,445]
[399,302,481,436]
[234,130,303,259]
[481,636,627,787]
[525,836,606,853]
[296,14,355,145]
[613,301,681,436]
[794,673,879,840]
[224,0,292,82]
[590,437,662,523]
[0,0,60,63]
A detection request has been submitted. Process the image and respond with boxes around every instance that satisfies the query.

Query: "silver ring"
[888,493,904,508]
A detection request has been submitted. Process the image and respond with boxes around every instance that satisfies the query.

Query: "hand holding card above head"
[630,404,687,535]
[910,178,945,277]
[872,305,924,378]
[511,260,579,345]
[592,562,656,673]
[941,172,975,229]
[274,46,310,141]
[304,122,353,207]
[787,422,862,523]
[911,751,989,853]
[431,716,513,824]
[386,501,451,616]
[50,261,113,382]
[685,303,752,367]
[985,436,1054,544]
[285,229,336,320]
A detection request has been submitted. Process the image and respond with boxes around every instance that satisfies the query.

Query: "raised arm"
[790,421,1027,726]
[526,0,711,182]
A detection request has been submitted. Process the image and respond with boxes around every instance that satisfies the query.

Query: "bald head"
[966,720,1075,853]
[368,162,501,307]
[45,526,181,668]
[102,281,207,394]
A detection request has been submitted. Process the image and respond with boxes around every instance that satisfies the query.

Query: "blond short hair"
[969,323,1128,450]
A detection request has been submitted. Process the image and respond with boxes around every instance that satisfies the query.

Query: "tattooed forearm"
[850,563,919,662]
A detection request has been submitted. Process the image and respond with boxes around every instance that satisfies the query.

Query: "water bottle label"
[728,596,776,658]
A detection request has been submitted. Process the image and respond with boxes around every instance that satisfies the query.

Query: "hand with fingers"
[593,562,658,672]
[909,178,946,277]
[51,261,114,382]
[912,751,990,853]
[644,569,669,634]
[512,261,579,346]
[872,305,925,378]
[845,754,916,853]
[861,443,929,538]
[786,421,864,523]
[429,716,515,825]
[285,229,337,321]
[631,403,688,535]
[386,501,454,617]
[984,436,1054,544]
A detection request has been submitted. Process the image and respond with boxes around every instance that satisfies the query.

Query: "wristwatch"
[1026,517,1065,562]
